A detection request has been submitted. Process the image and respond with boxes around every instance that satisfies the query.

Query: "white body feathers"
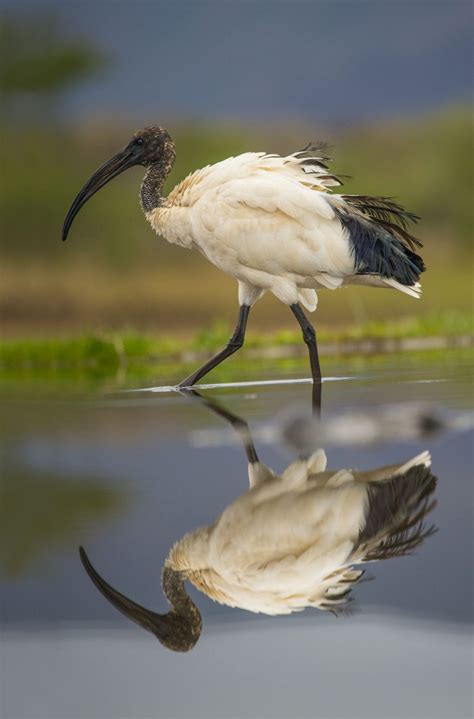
[147,151,422,311]
[167,449,432,615]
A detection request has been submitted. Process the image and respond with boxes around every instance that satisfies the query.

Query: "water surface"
[1,353,473,718]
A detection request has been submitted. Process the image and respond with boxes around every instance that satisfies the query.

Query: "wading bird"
[79,392,437,652]
[63,127,425,387]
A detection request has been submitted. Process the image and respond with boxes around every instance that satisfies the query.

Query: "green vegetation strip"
[1,311,472,372]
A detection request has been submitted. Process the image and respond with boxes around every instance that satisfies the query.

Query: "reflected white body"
[167,449,431,615]
[146,152,420,312]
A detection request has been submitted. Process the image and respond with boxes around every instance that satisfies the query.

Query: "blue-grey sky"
[2,0,472,124]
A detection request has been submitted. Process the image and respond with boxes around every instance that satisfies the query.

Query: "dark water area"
[1,352,473,718]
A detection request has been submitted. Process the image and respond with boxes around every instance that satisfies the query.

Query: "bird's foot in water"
[177,377,198,390]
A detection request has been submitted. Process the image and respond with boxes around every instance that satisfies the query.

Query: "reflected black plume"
[357,465,438,561]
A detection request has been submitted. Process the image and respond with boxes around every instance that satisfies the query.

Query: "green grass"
[1,310,471,374]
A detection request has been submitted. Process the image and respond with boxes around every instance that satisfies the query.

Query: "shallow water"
[1,352,473,719]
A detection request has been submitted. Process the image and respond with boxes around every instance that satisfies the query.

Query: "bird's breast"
[145,205,195,249]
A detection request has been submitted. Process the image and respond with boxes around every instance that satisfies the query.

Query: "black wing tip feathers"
[335,196,426,285]
[301,140,333,155]
[357,464,438,562]
[294,141,346,186]
[342,195,421,232]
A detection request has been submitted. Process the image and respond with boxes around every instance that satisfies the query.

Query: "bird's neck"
[162,565,201,631]
[140,148,176,213]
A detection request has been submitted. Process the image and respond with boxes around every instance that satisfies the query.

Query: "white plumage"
[63,127,425,386]
[148,150,420,312]
[78,393,437,651]
[167,448,435,616]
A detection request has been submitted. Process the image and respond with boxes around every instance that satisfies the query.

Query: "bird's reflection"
[79,390,438,652]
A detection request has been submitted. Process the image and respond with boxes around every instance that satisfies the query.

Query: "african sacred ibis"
[79,393,437,652]
[63,127,425,387]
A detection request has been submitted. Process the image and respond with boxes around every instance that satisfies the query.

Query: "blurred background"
[0,0,472,341]
[1,8,472,716]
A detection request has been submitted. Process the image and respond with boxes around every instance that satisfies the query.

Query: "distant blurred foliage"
[0,9,471,334]
[0,123,252,265]
[0,107,471,264]
[1,107,472,333]
[0,13,104,108]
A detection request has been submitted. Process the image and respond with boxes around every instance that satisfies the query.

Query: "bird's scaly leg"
[290,303,322,414]
[178,305,251,388]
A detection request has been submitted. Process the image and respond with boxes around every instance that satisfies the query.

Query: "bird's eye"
[135,137,144,146]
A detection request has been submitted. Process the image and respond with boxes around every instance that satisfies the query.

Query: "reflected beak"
[62,147,138,241]
[79,546,172,639]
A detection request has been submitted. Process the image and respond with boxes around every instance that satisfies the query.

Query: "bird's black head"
[127,126,175,167]
[62,125,175,241]
[79,547,201,653]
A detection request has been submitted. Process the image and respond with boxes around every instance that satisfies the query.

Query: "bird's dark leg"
[179,389,259,464]
[178,305,251,388]
[290,303,322,414]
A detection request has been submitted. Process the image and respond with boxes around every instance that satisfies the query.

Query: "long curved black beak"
[62,147,138,242]
[79,546,174,641]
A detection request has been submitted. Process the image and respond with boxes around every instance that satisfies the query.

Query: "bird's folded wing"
[192,174,354,280]
[216,173,336,224]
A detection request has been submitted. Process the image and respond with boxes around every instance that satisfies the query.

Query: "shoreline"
[1,332,472,374]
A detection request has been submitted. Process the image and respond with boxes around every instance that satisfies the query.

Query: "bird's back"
[148,145,424,308]
[169,450,436,615]
[171,454,368,613]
